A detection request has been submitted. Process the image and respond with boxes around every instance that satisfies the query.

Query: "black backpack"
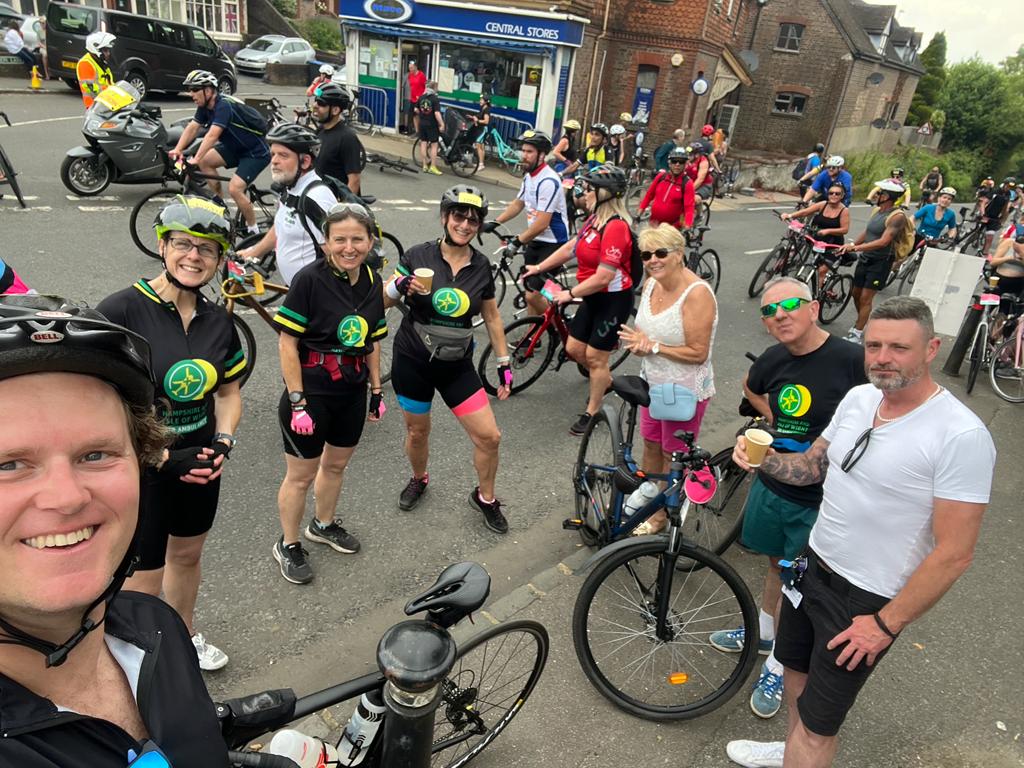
[223,95,269,136]
[791,155,810,181]
[288,174,384,269]
[602,215,643,288]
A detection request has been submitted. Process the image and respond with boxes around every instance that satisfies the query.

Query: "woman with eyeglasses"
[97,195,246,672]
[270,203,387,586]
[385,185,513,535]
[618,223,718,534]
[781,182,851,289]
[524,163,637,436]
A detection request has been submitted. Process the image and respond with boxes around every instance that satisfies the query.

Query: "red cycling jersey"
[639,171,696,229]
[574,215,634,292]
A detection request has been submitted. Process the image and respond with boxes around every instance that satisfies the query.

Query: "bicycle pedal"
[562,519,584,530]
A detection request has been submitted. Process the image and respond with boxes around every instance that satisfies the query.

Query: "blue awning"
[342,19,557,60]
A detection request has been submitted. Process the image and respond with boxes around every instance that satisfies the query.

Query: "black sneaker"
[569,412,593,436]
[305,519,361,554]
[399,475,429,511]
[273,537,313,584]
[469,488,509,534]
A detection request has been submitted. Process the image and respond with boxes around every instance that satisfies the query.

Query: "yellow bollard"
[30,66,42,90]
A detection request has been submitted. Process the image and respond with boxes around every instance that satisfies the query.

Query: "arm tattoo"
[759,439,830,486]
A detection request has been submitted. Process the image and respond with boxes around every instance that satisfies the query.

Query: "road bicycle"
[220,561,548,767]
[129,163,277,259]
[568,377,757,720]
[411,129,478,178]
[747,212,812,298]
[894,234,954,296]
[365,151,420,175]
[989,295,1024,402]
[952,207,987,256]
[790,233,853,325]
[476,125,524,177]
[964,290,1006,395]
[684,226,721,294]
[475,276,635,396]
[0,111,26,209]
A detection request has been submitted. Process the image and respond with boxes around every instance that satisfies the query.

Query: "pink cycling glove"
[290,408,315,435]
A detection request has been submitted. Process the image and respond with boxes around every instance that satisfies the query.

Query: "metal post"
[942,298,982,376]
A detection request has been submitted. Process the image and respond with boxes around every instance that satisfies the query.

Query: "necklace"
[875,384,942,423]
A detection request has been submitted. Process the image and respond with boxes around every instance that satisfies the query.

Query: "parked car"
[45,0,236,98]
[234,34,314,75]
[0,5,42,49]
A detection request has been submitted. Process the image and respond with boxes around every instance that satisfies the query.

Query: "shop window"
[776,23,804,52]
[361,38,399,83]
[438,43,542,107]
[773,92,807,115]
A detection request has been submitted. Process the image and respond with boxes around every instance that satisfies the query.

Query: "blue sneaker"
[750,663,784,719]
[708,627,772,654]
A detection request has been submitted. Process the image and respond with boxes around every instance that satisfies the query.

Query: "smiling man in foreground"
[724,296,996,768]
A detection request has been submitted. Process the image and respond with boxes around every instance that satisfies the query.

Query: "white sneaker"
[843,328,863,344]
[726,740,785,768]
[192,632,228,671]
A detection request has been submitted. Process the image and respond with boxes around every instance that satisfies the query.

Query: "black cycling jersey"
[97,281,246,446]
[811,206,846,246]
[393,240,495,360]
[0,592,228,767]
[316,121,363,184]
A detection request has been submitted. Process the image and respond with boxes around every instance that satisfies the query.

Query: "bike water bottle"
[267,729,338,768]
[336,689,386,766]
[624,480,659,518]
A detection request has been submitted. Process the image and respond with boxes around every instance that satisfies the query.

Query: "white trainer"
[726,739,785,768]
[192,632,228,671]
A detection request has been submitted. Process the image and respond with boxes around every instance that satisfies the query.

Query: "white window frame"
[772,91,807,115]
[776,23,804,52]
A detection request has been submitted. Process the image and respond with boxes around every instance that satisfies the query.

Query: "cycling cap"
[814,143,826,153]
[0,294,155,408]
[85,31,116,55]
[667,147,689,162]
[154,194,232,252]
[590,122,608,135]
[609,124,626,136]
[313,81,351,108]
[518,129,553,154]
[938,186,957,197]
[563,119,582,131]
[825,155,845,168]
[440,185,489,218]
[266,122,321,156]
[183,69,218,89]
[875,178,906,194]
[581,163,627,196]
[318,64,335,76]
[619,112,633,122]
[702,124,714,137]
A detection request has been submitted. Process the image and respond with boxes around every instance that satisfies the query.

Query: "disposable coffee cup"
[414,268,434,292]
[744,428,773,467]
[989,275,1000,287]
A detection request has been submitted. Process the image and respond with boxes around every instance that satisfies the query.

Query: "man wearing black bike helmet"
[524,162,637,435]
[312,81,363,196]
[386,185,513,534]
[484,129,570,317]
[237,123,338,286]
[0,294,229,765]
[98,195,245,672]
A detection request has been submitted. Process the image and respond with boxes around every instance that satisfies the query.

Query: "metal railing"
[355,84,391,130]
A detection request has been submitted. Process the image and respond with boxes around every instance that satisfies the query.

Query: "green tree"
[937,59,1006,151]
[907,32,947,126]
[1002,44,1024,76]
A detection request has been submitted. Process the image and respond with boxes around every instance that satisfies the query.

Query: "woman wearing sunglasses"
[97,196,246,671]
[617,223,718,534]
[385,185,513,535]
[270,203,388,586]
[781,182,851,290]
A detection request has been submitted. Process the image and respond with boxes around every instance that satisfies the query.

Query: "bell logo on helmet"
[29,330,65,344]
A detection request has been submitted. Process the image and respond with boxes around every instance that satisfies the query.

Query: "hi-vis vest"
[76,52,114,109]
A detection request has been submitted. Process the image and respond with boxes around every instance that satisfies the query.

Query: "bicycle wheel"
[989,336,1024,402]
[411,139,425,168]
[626,186,645,218]
[897,257,920,296]
[130,188,182,259]
[350,105,374,134]
[449,143,479,178]
[431,620,549,768]
[574,406,621,546]
[817,273,853,325]
[695,249,721,293]
[376,230,404,272]
[693,201,710,229]
[573,538,758,720]
[231,313,257,388]
[472,266,506,329]
[235,186,276,236]
[965,320,988,395]
[747,243,788,298]
[0,145,26,208]
[478,317,556,395]
[680,449,750,562]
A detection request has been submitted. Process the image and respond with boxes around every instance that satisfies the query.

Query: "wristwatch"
[651,342,661,356]
[213,432,236,448]
[288,390,305,404]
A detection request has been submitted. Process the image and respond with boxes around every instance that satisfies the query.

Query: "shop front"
[340,0,587,139]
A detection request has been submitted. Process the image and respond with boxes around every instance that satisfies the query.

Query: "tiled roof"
[819,0,925,75]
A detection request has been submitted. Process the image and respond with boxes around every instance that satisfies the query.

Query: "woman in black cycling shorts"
[97,195,245,671]
[386,185,512,533]
[271,202,388,585]
[524,163,636,435]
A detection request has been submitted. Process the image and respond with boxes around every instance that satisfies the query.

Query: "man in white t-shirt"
[725,296,996,768]
[237,124,336,285]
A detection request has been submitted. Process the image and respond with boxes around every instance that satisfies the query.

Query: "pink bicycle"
[790,231,854,325]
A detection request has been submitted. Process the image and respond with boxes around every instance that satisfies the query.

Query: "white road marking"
[396,206,428,211]
[66,194,121,201]
[78,205,128,211]
[0,108,192,129]
[744,248,773,255]
[379,199,413,204]
[1,206,52,211]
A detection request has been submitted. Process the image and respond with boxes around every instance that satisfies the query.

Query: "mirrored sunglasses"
[760,297,809,317]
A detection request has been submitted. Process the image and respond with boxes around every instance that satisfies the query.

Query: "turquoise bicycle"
[477,125,523,177]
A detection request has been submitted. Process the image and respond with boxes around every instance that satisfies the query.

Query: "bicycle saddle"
[405,562,490,628]
[611,375,651,407]
[695,226,712,234]
[358,194,377,206]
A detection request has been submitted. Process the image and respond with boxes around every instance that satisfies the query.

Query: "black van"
[46,1,236,98]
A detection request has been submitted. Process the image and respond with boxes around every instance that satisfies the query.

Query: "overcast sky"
[886,0,1024,65]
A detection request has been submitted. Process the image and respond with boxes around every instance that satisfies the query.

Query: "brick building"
[731,0,924,155]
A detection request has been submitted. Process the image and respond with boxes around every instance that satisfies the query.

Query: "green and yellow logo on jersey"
[337,314,369,347]
[432,287,470,318]
[777,384,812,418]
[164,359,218,402]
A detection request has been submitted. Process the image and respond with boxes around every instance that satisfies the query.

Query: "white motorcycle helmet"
[86,31,116,56]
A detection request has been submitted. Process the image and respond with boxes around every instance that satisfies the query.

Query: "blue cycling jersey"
[913,204,958,239]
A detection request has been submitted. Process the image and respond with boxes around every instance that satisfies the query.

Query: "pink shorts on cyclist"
[639,398,710,453]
